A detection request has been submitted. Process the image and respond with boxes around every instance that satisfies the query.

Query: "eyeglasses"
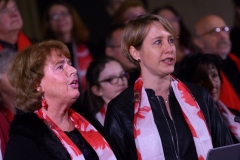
[197,26,229,37]
[0,6,18,15]
[98,72,129,85]
[50,11,69,21]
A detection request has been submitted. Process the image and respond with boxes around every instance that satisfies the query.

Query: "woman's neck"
[142,73,171,97]
[0,30,19,45]
[55,32,72,43]
[42,106,74,132]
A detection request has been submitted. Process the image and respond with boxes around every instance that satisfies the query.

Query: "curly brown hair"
[8,40,70,112]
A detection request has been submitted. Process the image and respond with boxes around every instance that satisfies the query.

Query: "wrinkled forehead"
[0,0,14,9]
[45,49,68,64]
[195,16,226,34]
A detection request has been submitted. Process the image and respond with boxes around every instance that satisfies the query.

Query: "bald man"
[193,14,240,115]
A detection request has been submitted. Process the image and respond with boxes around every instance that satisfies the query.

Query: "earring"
[138,59,141,62]
[42,96,48,110]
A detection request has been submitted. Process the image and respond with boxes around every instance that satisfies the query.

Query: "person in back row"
[104,14,233,160]
[105,23,140,85]
[178,53,240,143]
[0,0,31,51]
[84,56,128,126]
[193,14,240,116]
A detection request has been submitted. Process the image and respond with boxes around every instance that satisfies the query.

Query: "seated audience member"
[113,0,147,24]
[178,53,240,143]
[193,14,240,115]
[105,23,140,85]
[84,56,128,126]
[230,0,240,58]
[105,14,233,160]
[0,49,16,157]
[3,40,121,160]
[0,0,31,51]
[152,5,196,66]
[105,0,126,17]
[43,1,93,92]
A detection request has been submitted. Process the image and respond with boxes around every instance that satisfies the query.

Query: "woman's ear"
[129,46,140,61]
[91,85,103,96]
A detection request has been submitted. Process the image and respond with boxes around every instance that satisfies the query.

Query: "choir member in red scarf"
[0,0,31,52]
[0,49,16,158]
[104,14,233,160]
[4,40,121,160]
[178,53,240,143]
[84,56,128,126]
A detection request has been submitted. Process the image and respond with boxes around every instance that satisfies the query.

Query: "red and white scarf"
[133,76,213,160]
[72,42,93,91]
[35,109,116,160]
[95,105,107,126]
[217,100,240,142]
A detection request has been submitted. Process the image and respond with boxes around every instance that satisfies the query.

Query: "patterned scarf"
[35,109,116,160]
[133,76,213,160]
[72,42,93,91]
[95,105,107,126]
[217,100,240,142]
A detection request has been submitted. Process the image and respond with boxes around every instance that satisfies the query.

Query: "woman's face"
[197,64,221,102]
[95,61,128,104]
[157,9,180,37]
[39,50,79,106]
[48,4,73,35]
[134,22,176,77]
[0,0,23,33]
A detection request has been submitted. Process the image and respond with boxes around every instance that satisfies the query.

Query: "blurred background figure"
[4,40,121,160]
[84,56,128,126]
[105,23,139,85]
[0,0,31,51]
[43,1,93,92]
[0,49,16,157]
[153,5,196,64]
[43,1,93,111]
[178,53,240,143]
[113,0,147,24]
[193,14,240,115]
[230,0,240,59]
[105,0,126,17]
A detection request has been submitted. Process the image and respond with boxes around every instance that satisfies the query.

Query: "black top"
[65,128,99,160]
[0,39,17,51]
[104,83,233,160]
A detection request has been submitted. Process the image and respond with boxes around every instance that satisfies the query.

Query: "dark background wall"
[16,0,235,40]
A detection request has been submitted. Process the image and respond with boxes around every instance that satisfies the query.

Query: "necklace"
[157,96,180,159]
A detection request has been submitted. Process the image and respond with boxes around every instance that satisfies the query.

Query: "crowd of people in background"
[0,0,239,159]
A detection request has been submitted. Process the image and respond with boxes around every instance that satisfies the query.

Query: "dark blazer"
[4,110,122,160]
[104,82,234,160]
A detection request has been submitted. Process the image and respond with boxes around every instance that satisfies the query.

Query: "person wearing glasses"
[193,14,240,116]
[104,14,233,160]
[0,0,31,52]
[84,56,128,126]
[105,23,140,85]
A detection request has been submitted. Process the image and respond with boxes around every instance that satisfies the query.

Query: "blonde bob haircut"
[121,14,177,67]
[8,40,70,112]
